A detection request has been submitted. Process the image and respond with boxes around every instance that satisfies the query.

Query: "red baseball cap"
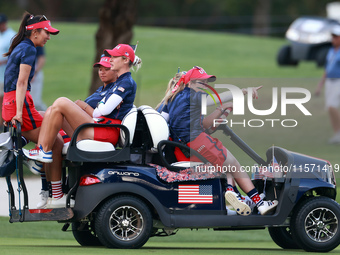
[104,44,135,63]
[93,56,111,68]
[26,20,59,35]
[182,66,216,84]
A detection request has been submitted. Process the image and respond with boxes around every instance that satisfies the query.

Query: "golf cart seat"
[128,105,206,169]
[65,106,138,162]
[129,106,207,169]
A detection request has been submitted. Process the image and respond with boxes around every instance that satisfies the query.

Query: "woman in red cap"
[3,12,59,131]
[160,66,278,216]
[1,12,63,206]
[24,44,141,208]
[75,54,118,116]
[31,54,119,209]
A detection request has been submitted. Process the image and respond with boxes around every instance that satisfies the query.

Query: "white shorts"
[325,78,340,109]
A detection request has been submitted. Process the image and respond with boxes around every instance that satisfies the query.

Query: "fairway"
[2,22,340,253]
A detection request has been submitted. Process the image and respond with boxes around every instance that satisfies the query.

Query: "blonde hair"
[122,55,142,72]
[156,71,186,111]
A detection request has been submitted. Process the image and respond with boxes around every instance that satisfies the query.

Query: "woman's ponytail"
[131,55,142,72]
[3,12,32,57]
[3,12,46,57]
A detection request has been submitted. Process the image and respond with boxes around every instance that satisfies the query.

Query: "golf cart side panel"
[266,147,334,187]
[290,41,314,60]
[95,164,225,211]
[74,182,172,225]
[297,178,336,201]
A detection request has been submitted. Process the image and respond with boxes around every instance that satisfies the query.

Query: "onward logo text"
[201,84,311,128]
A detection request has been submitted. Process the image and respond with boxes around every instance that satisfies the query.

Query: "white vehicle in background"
[277,2,340,67]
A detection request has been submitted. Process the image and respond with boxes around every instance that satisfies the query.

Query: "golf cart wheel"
[95,195,153,249]
[291,196,340,252]
[316,47,329,67]
[268,226,300,249]
[277,45,298,66]
[72,221,102,246]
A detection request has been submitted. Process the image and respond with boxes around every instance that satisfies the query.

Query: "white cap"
[331,25,340,36]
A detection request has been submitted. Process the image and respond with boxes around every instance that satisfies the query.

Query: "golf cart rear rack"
[6,122,73,222]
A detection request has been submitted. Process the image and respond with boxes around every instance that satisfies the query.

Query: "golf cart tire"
[95,195,153,249]
[72,221,102,246]
[277,45,298,66]
[290,196,340,252]
[268,226,300,249]
[316,47,329,67]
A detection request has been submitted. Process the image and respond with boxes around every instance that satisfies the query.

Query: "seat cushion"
[170,161,203,168]
[62,140,115,155]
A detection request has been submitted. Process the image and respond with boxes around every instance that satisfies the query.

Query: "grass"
[1,216,339,255]
[3,22,340,252]
[1,216,340,254]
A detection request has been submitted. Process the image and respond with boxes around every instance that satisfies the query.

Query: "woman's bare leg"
[37,97,95,151]
[23,126,64,182]
[223,150,255,193]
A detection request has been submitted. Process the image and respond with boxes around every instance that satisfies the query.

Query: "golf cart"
[3,105,340,252]
[277,16,340,67]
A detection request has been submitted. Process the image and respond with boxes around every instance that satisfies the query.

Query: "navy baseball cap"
[0,14,7,23]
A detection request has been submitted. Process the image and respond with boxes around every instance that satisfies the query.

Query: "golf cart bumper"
[289,40,329,61]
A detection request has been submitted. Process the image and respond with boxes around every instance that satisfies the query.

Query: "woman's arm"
[12,64,31,125]
[206,91,233,106]
[315,72,326,96]
[202,102,233,129]
[92,94,123,118]
[205,86,262,106]
[75,99,94,116]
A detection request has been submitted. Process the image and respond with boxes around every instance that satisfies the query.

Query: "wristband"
[216,106,224,114]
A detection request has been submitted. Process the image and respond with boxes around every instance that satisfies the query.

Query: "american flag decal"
[178,185,213,204]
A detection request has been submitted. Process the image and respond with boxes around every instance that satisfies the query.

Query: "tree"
[252,0,271,36]
[89,0,138,95]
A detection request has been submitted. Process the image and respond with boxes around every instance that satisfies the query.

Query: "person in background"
[0,13,16,129]
[316,25,340,144]
[30,46,47,111]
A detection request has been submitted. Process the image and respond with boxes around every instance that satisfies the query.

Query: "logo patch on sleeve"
[118,87,125,92]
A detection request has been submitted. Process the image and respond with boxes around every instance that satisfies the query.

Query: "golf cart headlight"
[307,32,332,44]
[286,28,299,41]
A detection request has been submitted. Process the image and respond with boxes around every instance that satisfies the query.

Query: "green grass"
[3,22,340,252]
[1,216,339,255]
[1,216,340,254]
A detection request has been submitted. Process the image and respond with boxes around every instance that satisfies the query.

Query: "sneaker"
[241,193,266,211]
[36,190,49,209]
[225,191,251,216]
[47,195,75,209]
[257,200,278,215]
[23,145,53,163]
[329,131,340,144]
[226,206,237,216]
[23,157,43,175]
